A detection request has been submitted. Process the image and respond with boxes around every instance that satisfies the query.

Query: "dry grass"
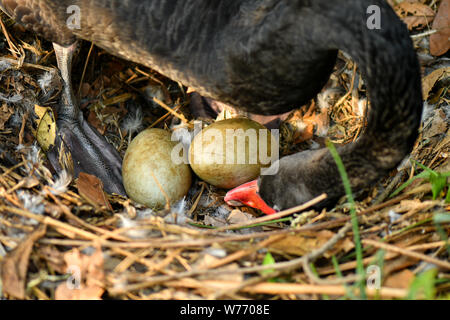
[0,1,449,300]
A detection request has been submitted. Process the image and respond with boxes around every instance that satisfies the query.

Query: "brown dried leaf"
[396,2,435,29]
[0,104,13,130]
[79,82,92,99]
[395,199,432,213]
[55,246,105,300]
[87,110,106,135]
[403,16,433,29]
[423,108,448,140]
[54,285,104,300]
[430,0,450,56]
[196,255,243,282]
[385,269,415,289]
[422,67,449,100]
[38,246,66,274]
[203,214,228,228]
[34,105,56,152]
[0,225,47,299]
[396,2,436,17]
[76,172,112,210]
[268,231,354,258]
[227,209,255,225]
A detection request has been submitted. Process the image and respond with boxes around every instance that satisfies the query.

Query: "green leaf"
[433,213,450,256]
[326,140,366,299]
[390,171,429,198]
[430,174,447,200]
[412,160,438,177]
[261,252,281,283]
[433,213,450,224]
[390,160,450,200]
[263,252,276,266]
[407,269,437,300]
[446,187,450,204]
[261,252,276,276]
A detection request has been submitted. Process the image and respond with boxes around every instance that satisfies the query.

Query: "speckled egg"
[122,128,192,208]
[189,118,275,189]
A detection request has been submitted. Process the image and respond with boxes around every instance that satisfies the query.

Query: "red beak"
[224,180,277,215]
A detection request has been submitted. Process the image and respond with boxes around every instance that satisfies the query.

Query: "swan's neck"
[307,0,423,165]
[259,0,423,209]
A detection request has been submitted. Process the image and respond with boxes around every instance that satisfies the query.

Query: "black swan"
[0,0,423,212]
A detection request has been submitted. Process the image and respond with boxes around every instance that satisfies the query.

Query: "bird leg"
[46,42,125,195]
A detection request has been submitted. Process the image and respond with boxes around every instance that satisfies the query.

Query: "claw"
[224,180,277,215]
[46,42,126,196]
[47,118,126,196]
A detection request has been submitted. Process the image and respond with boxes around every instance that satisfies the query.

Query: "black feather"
[0,0,423,209]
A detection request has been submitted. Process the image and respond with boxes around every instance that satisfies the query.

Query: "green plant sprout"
[326,140,366,299]
[391,160,450,201]
[407,269,437,300]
